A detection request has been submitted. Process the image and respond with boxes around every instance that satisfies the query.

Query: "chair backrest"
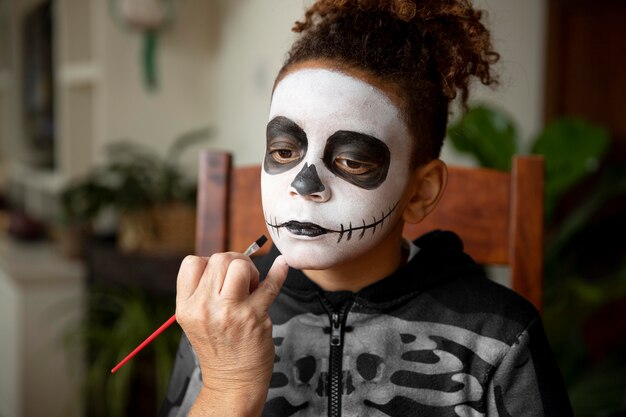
[195,150,545,311]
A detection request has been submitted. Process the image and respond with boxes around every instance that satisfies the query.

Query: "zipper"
[330,312,342,346]
[320,296,353,417]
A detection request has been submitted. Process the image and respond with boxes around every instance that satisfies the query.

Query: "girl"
[163,1,573,416]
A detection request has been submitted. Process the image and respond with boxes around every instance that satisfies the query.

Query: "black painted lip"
[283,221,328,237]
[265,200,399,243]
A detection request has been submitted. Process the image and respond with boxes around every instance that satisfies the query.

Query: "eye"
[269,142,301,164]
[335,156,377,175]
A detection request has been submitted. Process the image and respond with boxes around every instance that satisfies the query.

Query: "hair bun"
[294,0,417,32]
[294,0,498,104]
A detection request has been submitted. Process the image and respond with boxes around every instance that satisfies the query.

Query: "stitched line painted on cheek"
[335,201,398,243]
[265,200,399,243]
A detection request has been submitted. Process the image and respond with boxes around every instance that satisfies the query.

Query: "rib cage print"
[265,313,509,417]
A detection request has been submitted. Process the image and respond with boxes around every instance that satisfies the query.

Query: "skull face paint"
[262,69,413,270]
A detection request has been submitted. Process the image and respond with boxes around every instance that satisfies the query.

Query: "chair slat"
[195,151,545,311]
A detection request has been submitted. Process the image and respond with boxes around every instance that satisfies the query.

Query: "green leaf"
[568,352,626,417]
[545,165,626,263]
[167,126,214,163]
[446,104,519,171]
[531,118,610,220]
[61,284,179,417]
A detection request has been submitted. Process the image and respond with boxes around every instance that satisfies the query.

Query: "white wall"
[207,0,547,167]
[96,0,217,169]
[206,0,302,166]
[471,0,546,143]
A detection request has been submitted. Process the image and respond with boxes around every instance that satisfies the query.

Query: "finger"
[176,255,208,305]
[200,252,244,296]
[249,255,289,311]
[220,258,259,301]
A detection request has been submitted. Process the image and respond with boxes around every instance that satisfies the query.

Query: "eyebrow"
[266,116,308,145]
[328,130,385,147]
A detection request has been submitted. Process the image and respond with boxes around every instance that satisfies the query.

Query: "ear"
[402,159,448,224]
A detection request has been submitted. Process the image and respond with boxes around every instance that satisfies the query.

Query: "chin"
[270,232,369,271]
[282,255,333,271]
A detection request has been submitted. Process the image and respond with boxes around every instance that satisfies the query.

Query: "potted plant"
[447,104,626,416]
[62,283,180,417]
[59,126,212,257]
[59,127,212,415]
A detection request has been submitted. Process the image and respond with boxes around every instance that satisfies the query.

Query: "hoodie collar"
[256,230,481,305]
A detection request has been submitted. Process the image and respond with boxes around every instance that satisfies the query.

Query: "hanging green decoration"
[109,0,180,91]
[143,30,158,89]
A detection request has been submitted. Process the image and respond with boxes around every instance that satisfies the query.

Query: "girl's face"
[261,68,413,270]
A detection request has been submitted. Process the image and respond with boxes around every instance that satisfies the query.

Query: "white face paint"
[261,68,413,270]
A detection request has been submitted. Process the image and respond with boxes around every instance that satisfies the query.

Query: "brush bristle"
[256,235,268,248]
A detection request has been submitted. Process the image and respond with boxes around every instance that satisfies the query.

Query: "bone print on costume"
[268,313,509,417]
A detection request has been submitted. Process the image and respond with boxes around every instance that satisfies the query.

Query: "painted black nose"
[290,163,325,196]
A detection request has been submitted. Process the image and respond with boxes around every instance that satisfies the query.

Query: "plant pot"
[118,203,196,256]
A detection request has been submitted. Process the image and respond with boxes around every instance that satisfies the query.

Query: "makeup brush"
[111,235,268,374]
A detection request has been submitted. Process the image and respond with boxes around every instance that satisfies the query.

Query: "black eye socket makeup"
[322,131,390,190]
[264,116,308,175]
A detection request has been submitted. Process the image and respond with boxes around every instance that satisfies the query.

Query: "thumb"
[250,255,289,310]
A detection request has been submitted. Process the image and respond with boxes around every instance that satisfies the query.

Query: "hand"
[175,253,289,403]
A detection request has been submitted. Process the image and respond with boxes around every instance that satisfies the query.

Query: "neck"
[303,224,406,292]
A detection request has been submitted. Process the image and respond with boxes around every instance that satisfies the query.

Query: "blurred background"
[0,0,624,416]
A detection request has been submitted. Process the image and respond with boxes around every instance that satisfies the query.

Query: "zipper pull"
[330,312,342,346]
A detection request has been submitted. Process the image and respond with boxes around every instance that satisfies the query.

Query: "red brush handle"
[111,314,177,373]
[110,235,267,374]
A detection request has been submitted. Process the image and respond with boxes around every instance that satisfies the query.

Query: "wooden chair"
[195,150,545,312]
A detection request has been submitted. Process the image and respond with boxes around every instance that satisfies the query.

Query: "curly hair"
[275,0,499,166]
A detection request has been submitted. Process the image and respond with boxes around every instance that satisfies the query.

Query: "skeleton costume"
[160,231,573,416]
[160,69,572,416]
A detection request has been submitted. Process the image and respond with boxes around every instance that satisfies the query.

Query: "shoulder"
[408,230,541,345]
[435,272,539,341]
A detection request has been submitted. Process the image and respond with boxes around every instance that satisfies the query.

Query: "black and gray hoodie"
[160,230,573,417]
